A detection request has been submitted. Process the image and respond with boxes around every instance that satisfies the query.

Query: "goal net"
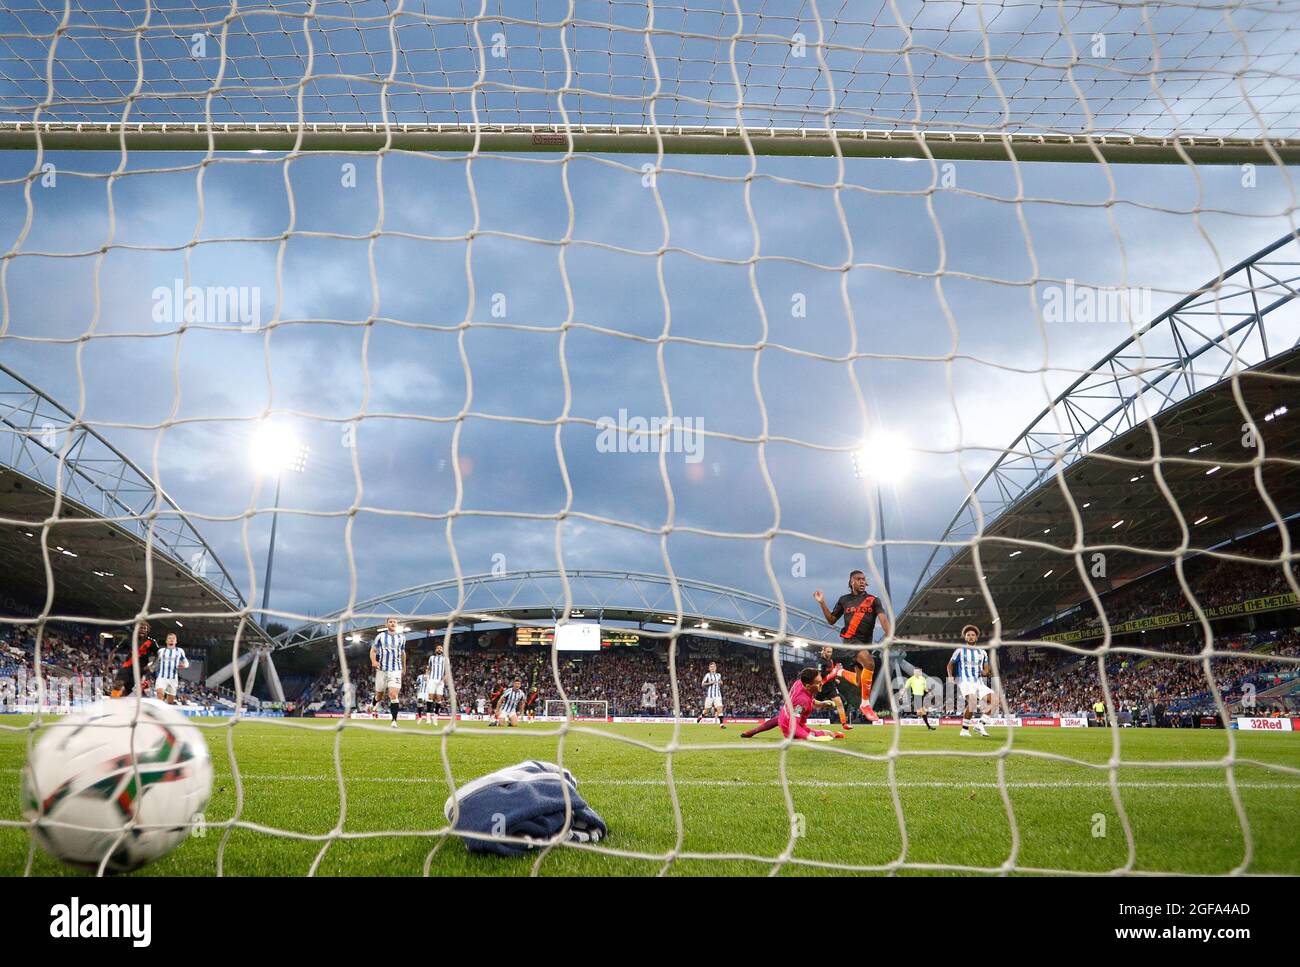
[543,700,608,722]
[1,0,1299,878]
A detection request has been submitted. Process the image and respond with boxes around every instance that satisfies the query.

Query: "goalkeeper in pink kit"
[748,667,844,741]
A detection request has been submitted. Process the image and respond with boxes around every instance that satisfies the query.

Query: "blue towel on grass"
[444,760,608,856]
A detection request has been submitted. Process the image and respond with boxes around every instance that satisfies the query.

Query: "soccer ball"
[20,698,213,873]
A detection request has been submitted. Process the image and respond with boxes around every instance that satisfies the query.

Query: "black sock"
[390,701,399,722]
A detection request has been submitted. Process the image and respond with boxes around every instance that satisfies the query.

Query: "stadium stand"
[303,637,805,719]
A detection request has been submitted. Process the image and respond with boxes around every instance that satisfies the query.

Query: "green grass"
[2,717,1298,876]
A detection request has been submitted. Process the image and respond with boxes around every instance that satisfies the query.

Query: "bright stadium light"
[250,420,309,476]
[851,432,912,483]
[849,431,911,604]
[250,420,309,629]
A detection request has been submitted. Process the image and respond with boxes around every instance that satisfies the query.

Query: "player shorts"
[375,669,401,693]
[958,680,993,699]
[427,680,445,699]
[155,677,178,697]
[703,695,723,709]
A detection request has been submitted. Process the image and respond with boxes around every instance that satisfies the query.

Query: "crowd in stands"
[306,642,802,718]
[291,613,1300,723]
[999,629,1300,718]
[1050,529,1296,636]
[1,622,117,689]
[1,620,241,709]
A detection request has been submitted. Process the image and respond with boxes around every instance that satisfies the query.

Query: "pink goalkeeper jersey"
[789,680,815,725]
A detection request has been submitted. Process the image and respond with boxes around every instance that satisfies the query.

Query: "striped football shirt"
[500,688,526,715]
[702,671,722,701]
[428,652,445,682]
[951,647,988,683]
[373,630,406,673]
[415,673,427,695]
[156,645,186,680]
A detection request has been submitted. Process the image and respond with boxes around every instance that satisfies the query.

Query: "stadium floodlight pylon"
[0,0,1298,164]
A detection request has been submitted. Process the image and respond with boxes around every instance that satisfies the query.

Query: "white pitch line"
[232,775,1300,790]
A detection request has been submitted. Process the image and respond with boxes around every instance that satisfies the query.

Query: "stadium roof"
[0,363,269,645]
[899,232,1300,643]
[274,569,842,656]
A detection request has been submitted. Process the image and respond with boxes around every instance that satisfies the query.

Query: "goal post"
[1,122,1295,164]
[1,1,1297,165]
[543,700,609,722]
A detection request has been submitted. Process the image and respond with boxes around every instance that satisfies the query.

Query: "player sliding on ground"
[696,661,726,728]
[371,617,406,729]
[813,569,891,722]
[742,667,844,739]
[948,625,995,737]
[780,667,845,742]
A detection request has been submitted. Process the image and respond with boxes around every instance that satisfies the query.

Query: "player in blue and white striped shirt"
[425,644,448,720]
[695,662,726,728]
[415,672,428,723]
[152,633,189,705]
[493,677,527,727]
[370,617,407,729]
[947,625,993,737]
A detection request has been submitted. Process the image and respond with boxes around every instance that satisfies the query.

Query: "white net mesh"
[0,0,1297,135]
[1,0,1299,877]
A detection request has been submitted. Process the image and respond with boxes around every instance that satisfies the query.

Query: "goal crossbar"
[2,122,1296,165]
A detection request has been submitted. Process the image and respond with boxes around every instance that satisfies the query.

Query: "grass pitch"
[2,717,1298,876]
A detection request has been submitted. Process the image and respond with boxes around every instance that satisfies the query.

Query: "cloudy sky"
[1,1,1297,632]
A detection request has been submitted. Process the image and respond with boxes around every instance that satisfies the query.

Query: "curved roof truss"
[0,362,245,609]
[908,231,1300,607]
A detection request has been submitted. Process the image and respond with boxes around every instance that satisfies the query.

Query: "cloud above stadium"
[1,145,1296,631]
